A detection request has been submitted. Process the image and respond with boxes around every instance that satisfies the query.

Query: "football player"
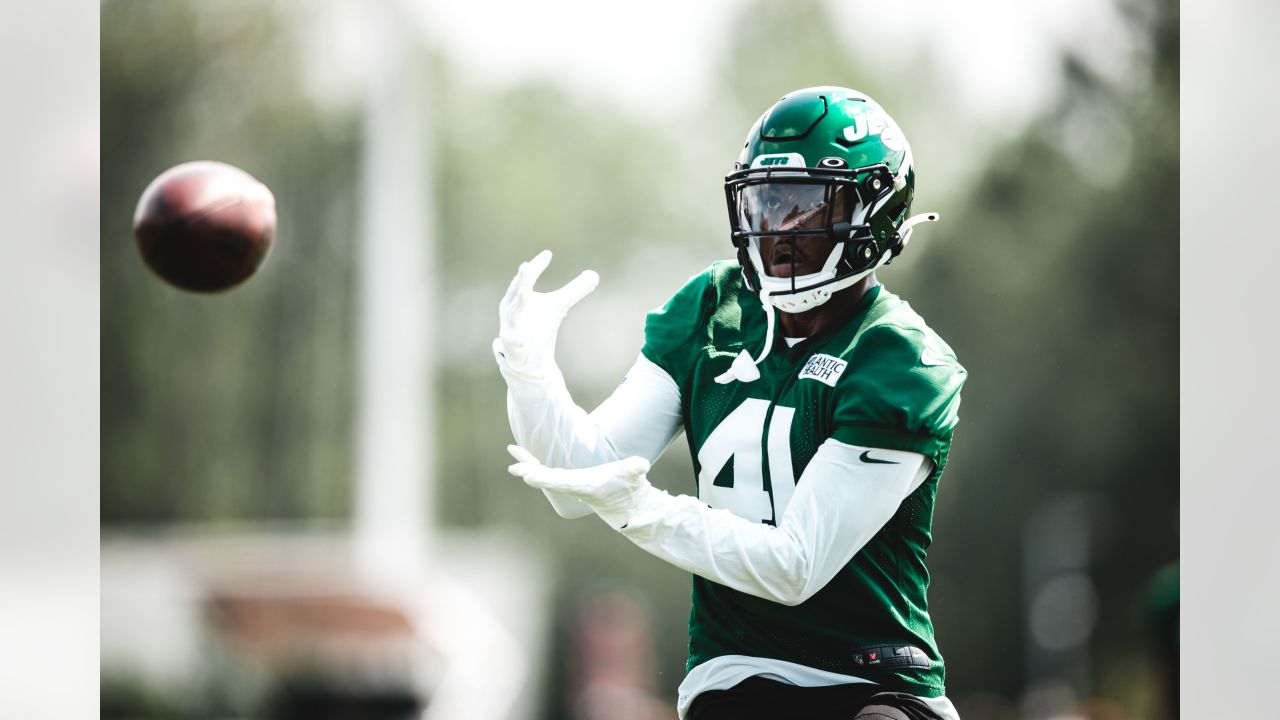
[494,87,966,720]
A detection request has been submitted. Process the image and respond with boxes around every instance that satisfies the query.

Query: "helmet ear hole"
[848,239,878,270]
[863,169,889,196]
[859,241,876,263]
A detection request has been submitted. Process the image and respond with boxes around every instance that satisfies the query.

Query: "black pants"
[686,677,945,720]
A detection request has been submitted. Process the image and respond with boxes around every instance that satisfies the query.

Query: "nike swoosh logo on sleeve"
[859,451,900,465]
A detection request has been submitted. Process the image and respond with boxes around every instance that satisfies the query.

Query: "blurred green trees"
[901,2,1178,710]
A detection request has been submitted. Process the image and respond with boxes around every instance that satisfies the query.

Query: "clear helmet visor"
[735,182,862,235]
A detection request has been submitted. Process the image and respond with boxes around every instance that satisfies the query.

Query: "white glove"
[492,250,599,381]
[506,445,650,527]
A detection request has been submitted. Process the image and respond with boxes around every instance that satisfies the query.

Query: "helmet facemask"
[726,163,896,313]
[713,87,941,384]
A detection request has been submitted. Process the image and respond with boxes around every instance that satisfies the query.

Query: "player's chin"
[765,262,820,278]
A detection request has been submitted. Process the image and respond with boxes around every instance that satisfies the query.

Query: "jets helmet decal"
[725,87,939,315]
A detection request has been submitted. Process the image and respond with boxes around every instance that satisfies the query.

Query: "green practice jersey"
[641,261,966,698]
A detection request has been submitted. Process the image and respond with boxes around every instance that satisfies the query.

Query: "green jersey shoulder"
[642,260,965,470]
[827,280,966,467]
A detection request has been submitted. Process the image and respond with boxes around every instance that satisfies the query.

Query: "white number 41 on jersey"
[696,399,797,524]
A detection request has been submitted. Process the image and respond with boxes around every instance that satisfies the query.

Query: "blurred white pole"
[354,0,437,583]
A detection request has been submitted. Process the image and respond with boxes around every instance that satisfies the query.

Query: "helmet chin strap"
[768,268,866,313]
[718,212,940,385]
[714,289,776,384]
[715,265,873,384]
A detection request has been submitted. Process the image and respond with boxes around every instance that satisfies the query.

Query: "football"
[133,161,277,292]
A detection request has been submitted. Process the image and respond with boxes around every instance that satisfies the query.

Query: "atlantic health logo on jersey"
[798,353,848,387]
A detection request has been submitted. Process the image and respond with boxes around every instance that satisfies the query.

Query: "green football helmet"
[725,87,939,313]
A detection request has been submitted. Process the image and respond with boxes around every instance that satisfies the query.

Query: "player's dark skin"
[759,235,879,339]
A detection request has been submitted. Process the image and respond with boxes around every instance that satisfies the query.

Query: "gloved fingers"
[492,336,532,369]
[496,335,528,371]
[512,468,569,493]
[500,259,528,312]
[618,456,652,477]
[497,331,526,358]
[506,445,588,494]
[506,460,573,493]
[517,250,553,296]
[506,444,541,466]
[549,269,600,310]
[505,445,543,484]
[525,476,578,495]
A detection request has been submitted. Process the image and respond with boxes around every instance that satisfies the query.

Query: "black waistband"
[850,644,932,670]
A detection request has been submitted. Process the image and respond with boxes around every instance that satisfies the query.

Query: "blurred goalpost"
[352,0,436,585]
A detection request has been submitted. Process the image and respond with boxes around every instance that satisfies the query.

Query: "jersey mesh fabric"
[641,261,966,698]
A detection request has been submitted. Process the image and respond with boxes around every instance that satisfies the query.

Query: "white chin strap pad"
[714,349,762,384]
[722,212,942,383]
[768,271,868,313]
[748,238,848,314]
[714,289,777,384]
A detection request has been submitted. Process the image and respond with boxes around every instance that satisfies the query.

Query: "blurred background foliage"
[102,0,1177,717]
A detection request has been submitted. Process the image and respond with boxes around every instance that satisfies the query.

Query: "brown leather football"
[133,161,276,292]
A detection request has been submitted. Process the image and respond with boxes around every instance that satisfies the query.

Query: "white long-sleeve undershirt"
[497,352,683,518]
[610,438,929,606]
[498,351,932,604]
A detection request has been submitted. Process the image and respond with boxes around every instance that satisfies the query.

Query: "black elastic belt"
[850,644,932,670]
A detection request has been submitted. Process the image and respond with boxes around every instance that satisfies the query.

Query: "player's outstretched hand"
[493,250,599,381]
[506,445,650,526]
